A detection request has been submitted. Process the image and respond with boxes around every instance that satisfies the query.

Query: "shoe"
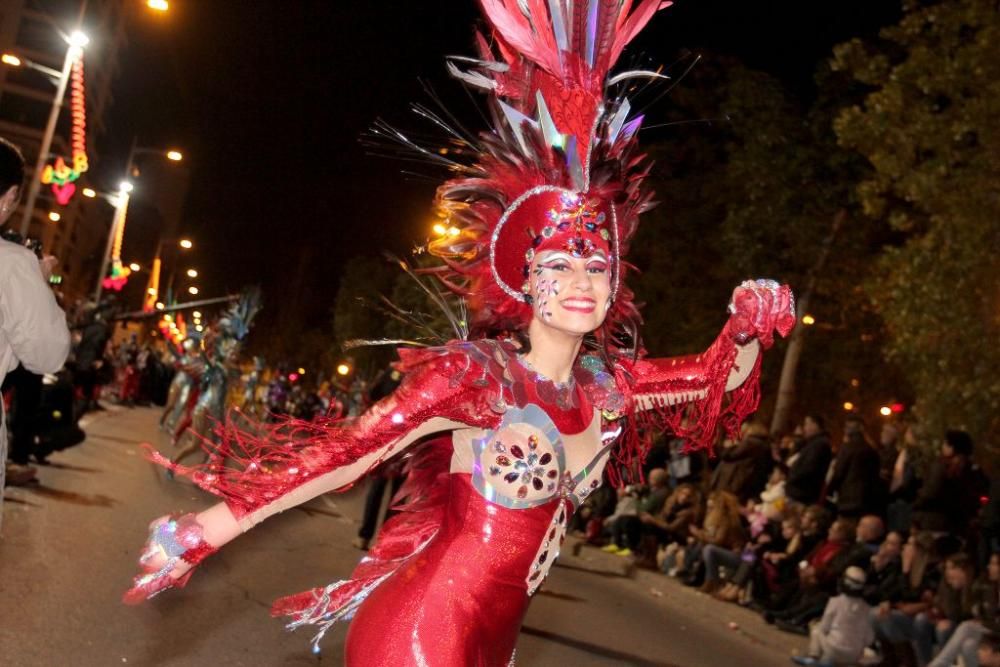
[601,544,622,554]
[5,462,37,486]
[714,584,740,602]
[615,548,632,557]
[698,580,721,594]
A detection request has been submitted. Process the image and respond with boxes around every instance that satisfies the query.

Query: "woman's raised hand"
[726,279,796,348]
[122,513,216,605]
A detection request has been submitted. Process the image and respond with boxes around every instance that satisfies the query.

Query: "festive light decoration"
[40,54,88,205]
[143,257,162,312]
[102,190,132,291]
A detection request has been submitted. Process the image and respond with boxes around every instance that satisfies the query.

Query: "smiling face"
[528,249,611,336]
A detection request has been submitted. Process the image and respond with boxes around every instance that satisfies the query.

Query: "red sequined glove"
[122,513,217,605]
[725,279,796,349]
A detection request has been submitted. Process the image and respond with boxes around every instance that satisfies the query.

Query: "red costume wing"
[148,341,505,526]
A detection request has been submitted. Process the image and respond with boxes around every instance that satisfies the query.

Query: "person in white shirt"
[0,137,71,491]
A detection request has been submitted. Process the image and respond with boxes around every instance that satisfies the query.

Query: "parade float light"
[48,211,61,222]
[432,223,447,236]
[297,368,306,375]
[147,0,169,11]
[801,314,816,326]
[289,373,300,383]
[890,402,905,413]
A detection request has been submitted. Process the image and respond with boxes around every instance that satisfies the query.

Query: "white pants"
[809,624,863,665]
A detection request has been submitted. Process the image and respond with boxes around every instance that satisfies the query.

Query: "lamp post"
[144,236,193,310]
[7,31,89,236]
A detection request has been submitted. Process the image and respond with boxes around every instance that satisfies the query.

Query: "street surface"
[1,406,806,666]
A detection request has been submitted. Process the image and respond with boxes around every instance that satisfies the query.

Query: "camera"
[0,227,43,259]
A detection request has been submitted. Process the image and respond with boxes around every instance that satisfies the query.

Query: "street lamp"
[186,268,198,278]
[9,31,88,235]
[129,263,141,272]
[82,187,96,198]
[147,0,169,11]
[166,150,183,161]
[48,211,61,222]
[179,238,193,249]
[188,286,199,295]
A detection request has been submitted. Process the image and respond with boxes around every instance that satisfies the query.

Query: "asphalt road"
[0,406,806,666]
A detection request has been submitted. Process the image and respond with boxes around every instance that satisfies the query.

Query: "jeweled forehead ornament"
[490,185,620,302]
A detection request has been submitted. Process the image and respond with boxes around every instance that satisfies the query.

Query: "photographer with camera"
[0,137,71,489]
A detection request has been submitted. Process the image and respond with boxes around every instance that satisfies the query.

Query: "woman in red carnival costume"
[124,1,796,664]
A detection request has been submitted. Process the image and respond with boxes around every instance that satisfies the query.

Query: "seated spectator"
[603,468,671,557]
[636,483,702,568]
[710,420,773,504]
[663,490,745,587]
[827,415,887,519]
[873,545,963,666]
[766,518,857,634]
[792,566,874,666]
[864,531,905,605]
[754,506,832,609]
[824,515,886,585]
[716,511,800,604]
[786,415,833,506]
[928,552,999,667]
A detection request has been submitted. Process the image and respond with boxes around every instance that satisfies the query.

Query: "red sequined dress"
[154,314,781,665]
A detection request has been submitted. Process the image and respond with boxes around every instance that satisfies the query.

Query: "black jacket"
[786,433,832,505]
[827,433,886,516]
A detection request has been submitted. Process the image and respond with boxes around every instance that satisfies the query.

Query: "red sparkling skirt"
[344,473,560,666]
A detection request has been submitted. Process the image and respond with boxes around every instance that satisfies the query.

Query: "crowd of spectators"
[579,415,997,667]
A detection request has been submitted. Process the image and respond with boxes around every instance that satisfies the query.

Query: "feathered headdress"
[405,0,671,341]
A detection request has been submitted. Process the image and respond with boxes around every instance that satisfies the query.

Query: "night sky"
[99,0,901,332]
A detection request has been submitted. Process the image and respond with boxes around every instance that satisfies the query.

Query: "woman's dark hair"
[805,414,826,432]
[944,429,974,457]
[0,137,25,196]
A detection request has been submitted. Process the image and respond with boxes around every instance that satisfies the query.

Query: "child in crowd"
[792,567,873,666]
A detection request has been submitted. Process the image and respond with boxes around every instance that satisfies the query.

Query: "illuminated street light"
[166,150,183,161]
[879,406,892,417]
[336,363,351,376]
[155,302,165,310]
[195,325,203,332]
[192,311,202,319]
[48,211,61,222]
[186,268,198,278]
[843,402,854,411]
[82,187,96,198]
[801,314,816,326]
[68,31,90,48]
[179,238,193,249]
[188,286,199,295]
[129,262,141,272]
[1,54,22,67]
[147,0,169,11]
[119,180,134,193]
